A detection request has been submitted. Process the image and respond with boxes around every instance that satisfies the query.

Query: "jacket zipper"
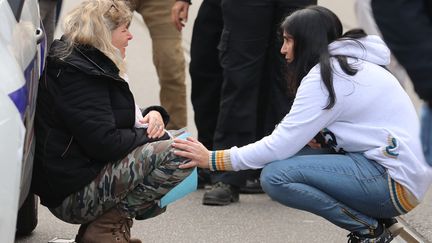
[341,208,375,235]
[61,136,74,158]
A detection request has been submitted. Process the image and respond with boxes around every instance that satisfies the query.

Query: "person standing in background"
[371,0,432,165]
[173,0,317,206]
[128,0,187,130]
[354,0,411,88]
[205,0,317,206]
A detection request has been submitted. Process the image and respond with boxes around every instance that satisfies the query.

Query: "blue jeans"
[260,152,400,235]
[421,104,432,166]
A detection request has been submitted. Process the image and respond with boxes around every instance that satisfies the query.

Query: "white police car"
[0,0,46,241]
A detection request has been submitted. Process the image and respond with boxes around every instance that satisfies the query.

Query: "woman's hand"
[141,110,165,139]
[307,138,322,149]
[172,137,210,169]
[171,1,190,31]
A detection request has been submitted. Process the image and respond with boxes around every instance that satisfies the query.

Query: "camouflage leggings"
[50,138,193,224]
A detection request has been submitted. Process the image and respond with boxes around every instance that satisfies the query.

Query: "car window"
[7,0,25,21]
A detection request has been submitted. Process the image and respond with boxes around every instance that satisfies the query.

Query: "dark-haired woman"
[171,5,432,243]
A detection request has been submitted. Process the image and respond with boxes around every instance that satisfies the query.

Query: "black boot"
[379,218,403,237]
[347,224,394,243]
[202,182,239,206]
[239,178,264,194]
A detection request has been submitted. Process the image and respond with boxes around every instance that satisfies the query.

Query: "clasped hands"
[140,110,165,139]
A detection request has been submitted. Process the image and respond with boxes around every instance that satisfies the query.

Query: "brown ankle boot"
[75,223,89,243]
[77,207,142,243]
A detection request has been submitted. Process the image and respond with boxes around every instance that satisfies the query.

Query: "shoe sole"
[239,188,264,194]
[202,196,239,206]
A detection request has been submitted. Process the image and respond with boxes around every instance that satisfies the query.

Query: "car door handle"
[36,27,44,44]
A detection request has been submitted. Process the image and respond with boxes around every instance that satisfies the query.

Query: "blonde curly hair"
[58,0,133,74]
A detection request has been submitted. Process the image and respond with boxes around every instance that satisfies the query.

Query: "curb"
[397,217,430,243]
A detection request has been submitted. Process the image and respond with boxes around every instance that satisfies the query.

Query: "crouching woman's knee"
[260,160,297,200]
[260,162,282,199]
[148,139,193,186]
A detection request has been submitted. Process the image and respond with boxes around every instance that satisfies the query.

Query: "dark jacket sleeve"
[55,68,150,162]
[372,0,432,101]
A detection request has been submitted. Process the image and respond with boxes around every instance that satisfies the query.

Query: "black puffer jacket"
[32,39,170,208]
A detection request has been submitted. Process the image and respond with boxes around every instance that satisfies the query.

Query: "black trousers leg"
[190,0,224,150]
[190,0,224,184]
[213,0,316,186]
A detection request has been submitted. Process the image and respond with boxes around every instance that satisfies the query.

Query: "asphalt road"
[16,190,350,243]
[15,0,431,242]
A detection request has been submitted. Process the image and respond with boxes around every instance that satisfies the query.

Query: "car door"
[0,0,45,241]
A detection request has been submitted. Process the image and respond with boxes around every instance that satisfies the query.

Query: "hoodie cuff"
[208,150,233,171]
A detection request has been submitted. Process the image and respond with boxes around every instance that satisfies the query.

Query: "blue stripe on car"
[8,57,36,119]
[8,86,27,119]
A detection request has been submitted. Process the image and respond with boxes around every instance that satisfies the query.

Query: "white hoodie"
[229,35,432,200]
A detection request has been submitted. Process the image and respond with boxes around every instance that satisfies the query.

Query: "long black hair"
[281,6,366,109]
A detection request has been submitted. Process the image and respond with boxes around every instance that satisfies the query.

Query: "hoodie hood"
[328,35,391,66]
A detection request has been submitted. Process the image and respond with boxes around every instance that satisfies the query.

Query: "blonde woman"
[31,1,192,242]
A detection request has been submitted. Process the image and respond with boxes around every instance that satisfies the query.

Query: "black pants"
[213,0,316,187]
[371,0,432,101]
[190,0,225,185]
[191,0,316,187]
[214,0,316,149]
[190,0,224,151]
[190,0,263,186]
